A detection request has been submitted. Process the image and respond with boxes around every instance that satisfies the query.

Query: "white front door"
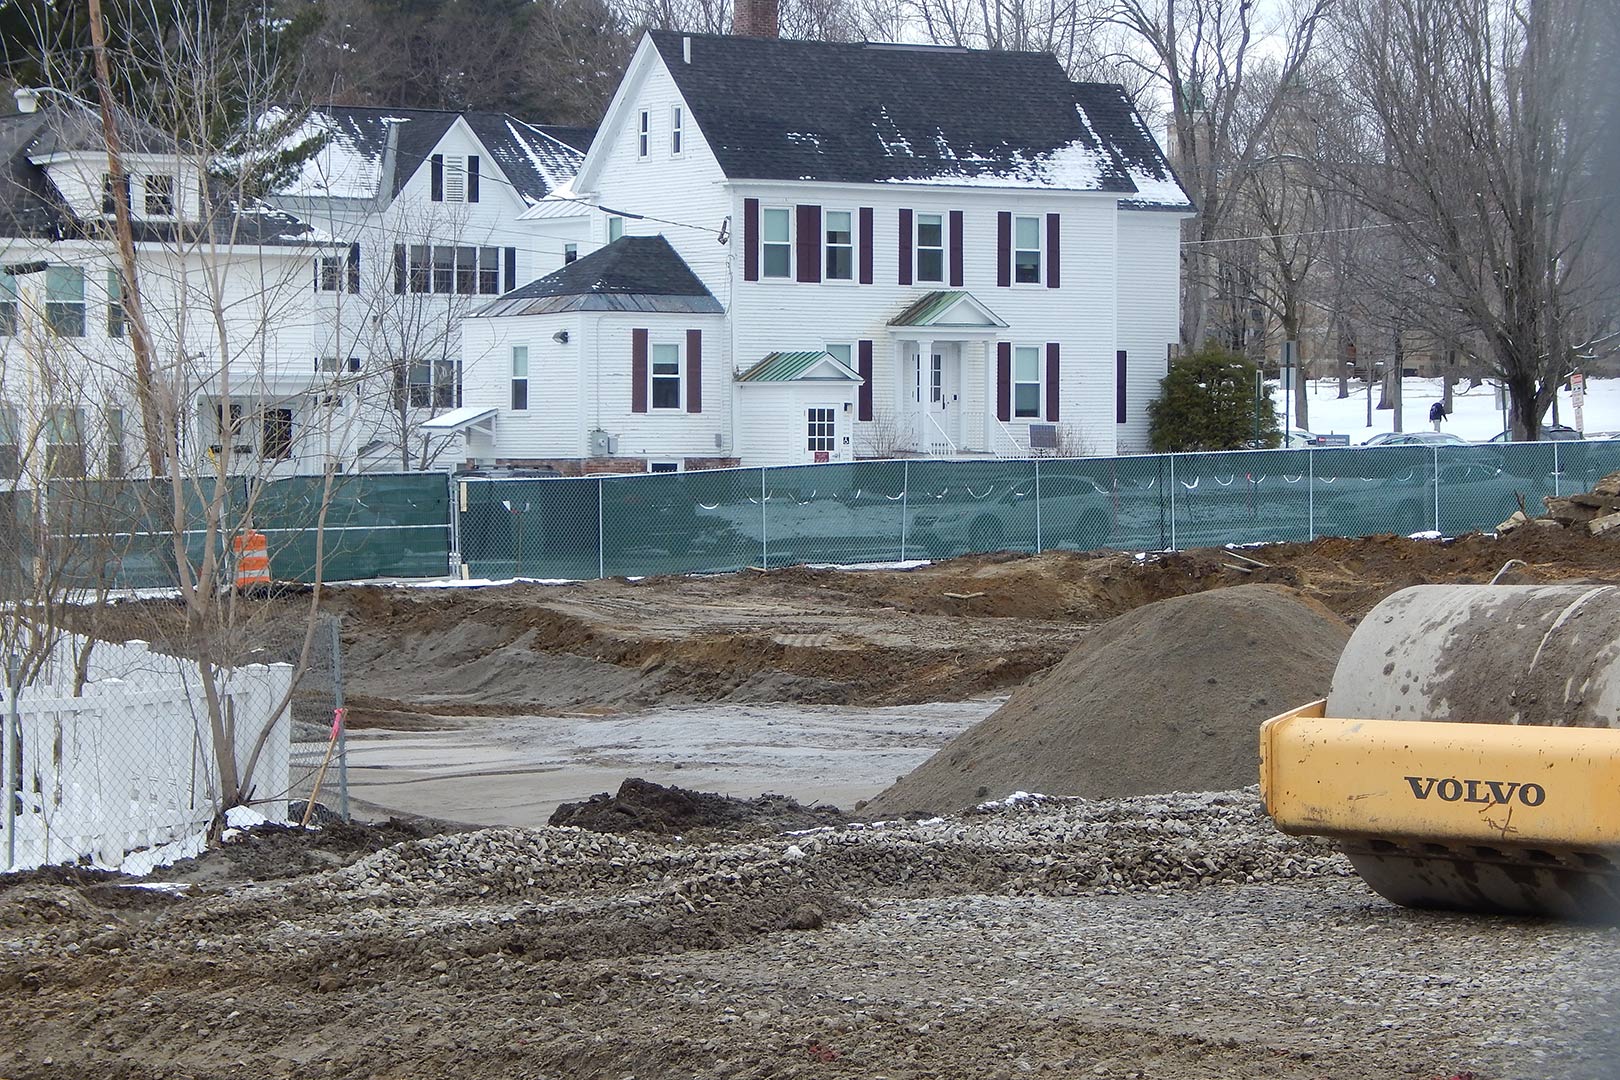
[929,348,961,449]
[805,403,839,463]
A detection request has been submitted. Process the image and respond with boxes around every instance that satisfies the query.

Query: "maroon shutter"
[996,342,1012,421]
[858,339,874,421]
[898,208,913,286]
[1116,350,1128,423]
[1046,343,1060,421]
[631,328,648,413]
[859,207,874,284]
[997,212,1011,287]
[743,198,760,281]
[1046,213,1061,289]
[949,210,964,288]
[686,329,702,413]
[796,204,821,283]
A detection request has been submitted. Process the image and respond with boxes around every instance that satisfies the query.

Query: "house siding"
[1115,211,1181,453]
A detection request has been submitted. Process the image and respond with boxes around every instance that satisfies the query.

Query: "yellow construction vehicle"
[1260,583,1620,920]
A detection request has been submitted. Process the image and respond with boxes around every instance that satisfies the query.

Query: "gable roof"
[476,234,724,316]
[737,350,864,383]
[268,105,585,204]
[888,290,1008,329]
[643,31,1189,204]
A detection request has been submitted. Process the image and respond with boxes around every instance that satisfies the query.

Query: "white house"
[0,90,338,481]
[453,15,1192,473]
[261,105,589,471]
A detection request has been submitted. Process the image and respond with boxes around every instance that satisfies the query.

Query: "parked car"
[1283,428,1320,448]
[1360,431,1470,447]
[1485,425,1583,442]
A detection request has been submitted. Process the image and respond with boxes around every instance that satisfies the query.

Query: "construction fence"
[456,441,1620,580]
[11,472,451,591]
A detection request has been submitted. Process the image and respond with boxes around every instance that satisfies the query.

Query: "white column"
[984,339,997,452]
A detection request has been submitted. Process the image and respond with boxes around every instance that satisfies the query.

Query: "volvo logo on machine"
[1404,776,1546,806]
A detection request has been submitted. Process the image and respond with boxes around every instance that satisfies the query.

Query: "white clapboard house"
[449,14,1192,472]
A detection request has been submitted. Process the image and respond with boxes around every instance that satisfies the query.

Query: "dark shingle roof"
[274,105,584,204]
[1071,83,1194,211]
[477,234,723,315]
[646,31,1187,203]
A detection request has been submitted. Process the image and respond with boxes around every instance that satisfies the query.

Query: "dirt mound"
[549,778,848,836]
[861,585,1350,816]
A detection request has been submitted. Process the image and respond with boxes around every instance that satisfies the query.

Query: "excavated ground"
[17,528,1620,1078]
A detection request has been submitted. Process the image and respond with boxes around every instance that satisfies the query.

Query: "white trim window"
[807,407,836,453]
[650,342,682,409]
[761,207,792,279]
[144,174,174,216]
[824,210,854,281]
[511,346,529,411]
[916,213,945,283]
[1013,216,1042,284]
[638,110,651,157]
[825,343,852,368]
[670,106,684,156]
[608,216,625,242]
[647,460,681,473]
[1013,345,1042,418]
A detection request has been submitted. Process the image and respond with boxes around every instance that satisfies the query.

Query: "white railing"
[993,417,1027,459]
[923,410,960,457]
[2,633,292,872]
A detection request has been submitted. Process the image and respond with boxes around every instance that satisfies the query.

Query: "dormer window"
[144,175,174,216]
[100,173,129,216]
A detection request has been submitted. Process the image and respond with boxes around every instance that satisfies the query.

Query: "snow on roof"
[265,107,389,200]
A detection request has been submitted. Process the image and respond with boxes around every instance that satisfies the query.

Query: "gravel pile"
[290,788,1351,910]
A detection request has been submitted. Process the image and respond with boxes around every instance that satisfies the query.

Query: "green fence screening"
[459,442,1620,580]
[41,472,450,590]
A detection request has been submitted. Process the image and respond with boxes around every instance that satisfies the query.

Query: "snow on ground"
[1277,376,1620,444]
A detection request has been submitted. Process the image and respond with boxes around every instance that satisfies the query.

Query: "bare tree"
[1330,0,1616,439]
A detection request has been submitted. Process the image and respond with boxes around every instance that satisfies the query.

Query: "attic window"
[443,157,466,202]
[638,111,650,158]
[671,106,684,156]
[145,175,174,216]
[100,173,129,216]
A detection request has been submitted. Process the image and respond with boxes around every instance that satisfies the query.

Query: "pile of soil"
[549,778,849,837]
[860,584,1350,816]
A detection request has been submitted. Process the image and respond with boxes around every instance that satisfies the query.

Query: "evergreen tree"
[1148,344,1280,452]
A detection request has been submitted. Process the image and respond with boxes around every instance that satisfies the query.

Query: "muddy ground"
[13,527,1620,1078]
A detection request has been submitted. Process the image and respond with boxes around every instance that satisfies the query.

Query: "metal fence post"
[1554,441,1561,498]
[900,459,909,561]
[597,477,606,580]
[1034,459,1043,552]
[330,615,349,823]
[4,653,18,871]
[1168,454,1178,551]
[1307,448,1316,541]
[1433,445,1442,535]
[760,469,768,568]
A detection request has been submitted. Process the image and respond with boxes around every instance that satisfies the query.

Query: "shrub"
[1148,344,1281,452]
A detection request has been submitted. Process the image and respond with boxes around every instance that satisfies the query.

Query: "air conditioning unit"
[589,429,619,457]
[1029,424,1058,450]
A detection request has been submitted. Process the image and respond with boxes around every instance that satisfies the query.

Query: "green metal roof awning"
[736,350,863,383]
[888,290,1008,329]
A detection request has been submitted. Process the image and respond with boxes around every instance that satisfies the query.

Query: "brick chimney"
[733,0,779,38]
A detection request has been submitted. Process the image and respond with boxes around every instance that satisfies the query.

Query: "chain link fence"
[288,615,349,828]
[457,442,1620,579]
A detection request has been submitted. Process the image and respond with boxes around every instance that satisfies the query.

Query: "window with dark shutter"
[468,155,480,203]
[898,209,913,286]
[394,244,406,294]
[1046,213,1061,289]
[1116,350,1128,423]
[431,155,444,201]
[795,205,822,283]
[504,247,516,292]
[997,213,1011,287]
[949,211,964,288]
[1046,343,1060,421]
[743,198,760,282]
[686,329,703,413]
[859,208,874,284]
[858,340,874,421]
[346,243,360,293]
[631,329,649,413]
[996,342,1012,421]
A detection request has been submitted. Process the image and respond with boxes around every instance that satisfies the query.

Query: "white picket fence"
[2,634,291,872]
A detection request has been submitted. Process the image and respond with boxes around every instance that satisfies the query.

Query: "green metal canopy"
[887,290,1008,329]
[736,350,864,383]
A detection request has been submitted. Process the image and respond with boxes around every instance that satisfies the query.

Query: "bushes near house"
[1148,344,1280,452]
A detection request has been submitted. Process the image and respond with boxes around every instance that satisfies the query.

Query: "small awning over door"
[420,406,497,435]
